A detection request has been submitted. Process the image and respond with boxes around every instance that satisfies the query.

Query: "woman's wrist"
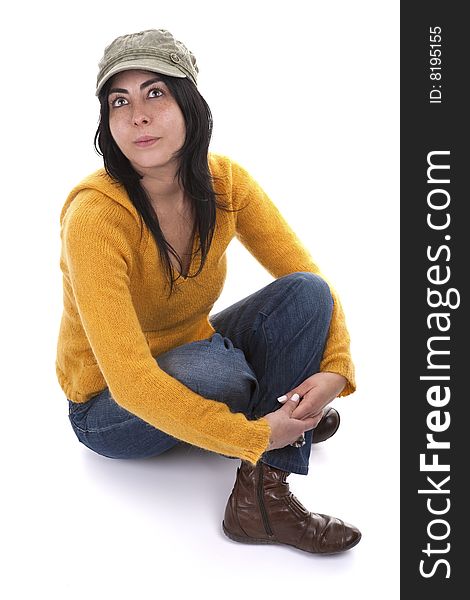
[321,371,348,395]
[260,416,273,450]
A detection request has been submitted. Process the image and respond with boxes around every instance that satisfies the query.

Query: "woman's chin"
[130,154,179,174]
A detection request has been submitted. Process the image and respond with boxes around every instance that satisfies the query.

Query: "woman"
[56,28,361,554]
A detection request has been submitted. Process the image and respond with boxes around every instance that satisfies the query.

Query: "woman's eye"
[148,88,163,98]
[110,97,128,108]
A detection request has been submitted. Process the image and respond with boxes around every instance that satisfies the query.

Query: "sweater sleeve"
[231,161,356,396]
[62,193,271,463]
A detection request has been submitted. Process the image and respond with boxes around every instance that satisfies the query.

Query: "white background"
[1,1,399,598]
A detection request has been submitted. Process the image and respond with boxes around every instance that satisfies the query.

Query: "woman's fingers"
[277,376,314,404]
[279,394,300,416]
[264,393,315,449]
[300,415,320,431]
[277,392,299,404]
[276,392,324,429]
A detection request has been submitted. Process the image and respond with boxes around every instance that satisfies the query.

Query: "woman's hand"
[278,372,347,422]
[263,396,320,450]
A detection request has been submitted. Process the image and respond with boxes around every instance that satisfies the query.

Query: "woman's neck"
[139,167,187,214]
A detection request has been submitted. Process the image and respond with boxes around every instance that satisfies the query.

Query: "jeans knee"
[281,272,333,319]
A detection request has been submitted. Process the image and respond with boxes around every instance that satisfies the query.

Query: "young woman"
[56,28,361,554]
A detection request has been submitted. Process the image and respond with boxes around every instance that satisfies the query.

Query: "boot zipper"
[257,464,273,536]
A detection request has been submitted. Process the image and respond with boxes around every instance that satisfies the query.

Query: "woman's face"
[107,69,186,174]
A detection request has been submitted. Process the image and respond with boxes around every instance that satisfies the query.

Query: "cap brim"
[96,59,186,96]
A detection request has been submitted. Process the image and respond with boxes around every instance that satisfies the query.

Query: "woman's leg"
[214,273,361,553]
[67,333,260,459]
[68,271,332,466]
[68,391,180,460]
[209,272,334,475]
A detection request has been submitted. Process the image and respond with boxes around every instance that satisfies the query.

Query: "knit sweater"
[56,153,355,465]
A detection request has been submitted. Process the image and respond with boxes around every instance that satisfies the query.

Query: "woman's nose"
[132,107,151,126]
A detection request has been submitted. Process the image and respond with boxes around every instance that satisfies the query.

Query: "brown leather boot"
[223,461,361,554]
[312,406,340,444]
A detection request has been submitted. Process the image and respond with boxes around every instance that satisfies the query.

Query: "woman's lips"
[134,136,159,147]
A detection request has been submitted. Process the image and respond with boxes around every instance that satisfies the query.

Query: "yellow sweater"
[56,153,355,464]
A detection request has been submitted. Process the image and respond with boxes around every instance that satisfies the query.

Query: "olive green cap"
[96,28,199,96]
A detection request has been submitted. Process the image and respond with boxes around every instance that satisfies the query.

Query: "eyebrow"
[108,76,164,95]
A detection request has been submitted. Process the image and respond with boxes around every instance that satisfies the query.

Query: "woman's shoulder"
[208,152,256,187]
[209,153,261,206]
[208,152,233,176]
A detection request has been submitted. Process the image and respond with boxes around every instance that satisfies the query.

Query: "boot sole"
[222,521,362,554]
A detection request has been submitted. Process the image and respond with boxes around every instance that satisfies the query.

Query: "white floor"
[3,385,399,600]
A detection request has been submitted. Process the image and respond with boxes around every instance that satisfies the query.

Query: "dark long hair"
[94,73,228,296]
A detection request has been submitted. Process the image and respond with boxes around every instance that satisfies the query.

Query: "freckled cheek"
[109,117,129,150]
[169,115,186,144]
[158,108,186,142]
[176,110,186,142]
[177,120,186,143]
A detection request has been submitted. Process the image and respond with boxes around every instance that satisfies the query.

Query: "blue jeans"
[68,272,333,475]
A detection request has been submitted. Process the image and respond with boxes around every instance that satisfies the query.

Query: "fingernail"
[291,393,300,402]
[277,395,288,403]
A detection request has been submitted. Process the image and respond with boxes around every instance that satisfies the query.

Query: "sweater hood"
[60,168,135,226]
